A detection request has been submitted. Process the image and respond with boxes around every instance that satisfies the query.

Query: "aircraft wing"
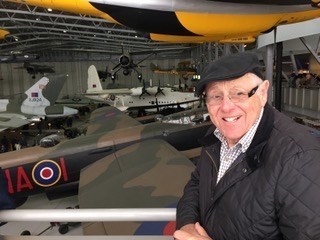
[0,113,30,132]
[78,138,195,235]
[85,106,142,135]
[85,89,133,95]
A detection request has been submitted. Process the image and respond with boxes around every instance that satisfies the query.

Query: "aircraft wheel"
[58,224,69,235]
[20,230,31,235]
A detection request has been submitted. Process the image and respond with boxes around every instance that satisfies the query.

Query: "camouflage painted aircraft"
[0,75,78,131]
[4,0,320,43]
[0,105,211,234]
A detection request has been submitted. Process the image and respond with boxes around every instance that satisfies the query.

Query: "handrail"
[0,208,176,222]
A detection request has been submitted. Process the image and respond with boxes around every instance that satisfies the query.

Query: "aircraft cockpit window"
[39,134,61,148]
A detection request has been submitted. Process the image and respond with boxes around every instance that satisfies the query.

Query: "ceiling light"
[47,8,53,12]
[63,30,67,33]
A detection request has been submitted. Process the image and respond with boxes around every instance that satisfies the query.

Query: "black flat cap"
[195,52,263,95]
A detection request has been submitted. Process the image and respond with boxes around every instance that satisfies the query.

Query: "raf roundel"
[32,160,62,187]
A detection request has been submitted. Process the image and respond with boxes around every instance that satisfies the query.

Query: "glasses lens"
[206,93,223,105]
[206,85,259,106]
[229,89,249,103]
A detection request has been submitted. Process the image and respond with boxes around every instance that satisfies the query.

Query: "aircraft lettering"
[4,169,14,194]
[4,157,68,194]
[28,97,43,102]
[17,166,33,192]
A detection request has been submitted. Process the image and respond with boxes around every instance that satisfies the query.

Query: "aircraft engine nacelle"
[123,68,130,76]
[44,105,78,117]
[130,87,144,96]
[119,54,131,67]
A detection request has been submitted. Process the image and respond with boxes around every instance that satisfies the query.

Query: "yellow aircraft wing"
[0,29,9,40]
[5,0,320,43]
[78,138,195,235]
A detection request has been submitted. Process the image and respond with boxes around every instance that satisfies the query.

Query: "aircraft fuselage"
[5,0,320,42]
[0,121,211,199]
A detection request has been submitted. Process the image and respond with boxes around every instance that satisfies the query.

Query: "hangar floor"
[0,194,82,236]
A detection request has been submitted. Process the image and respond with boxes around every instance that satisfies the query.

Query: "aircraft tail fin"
[42,74,68,104]
[87,65,103,92]
[23,76,50,107]
[23,74,67,107]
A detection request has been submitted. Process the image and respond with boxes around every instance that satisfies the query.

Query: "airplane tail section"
[87,65,103,92]
[23,74,67,107]
[23,76,50,107]
[42,74,68,105]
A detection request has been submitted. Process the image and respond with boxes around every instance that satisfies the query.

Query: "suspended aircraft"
[16,62,55,79]
[0,75,78,132]
[96,66,112,81]
[0,104,211,234]
[0,29,9,40]
[150,61,197,80]
[5,0,320,43]
[111,48,154,81]
[84,65,199,112]
[0,53,40,63]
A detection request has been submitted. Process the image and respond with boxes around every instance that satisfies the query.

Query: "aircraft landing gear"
[19,205,80,236]
[58,223,69,234]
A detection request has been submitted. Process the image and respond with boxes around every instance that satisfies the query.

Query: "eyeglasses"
[205,85,259,106]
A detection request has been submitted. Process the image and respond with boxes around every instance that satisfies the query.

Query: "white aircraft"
[84,65,199,111]
[0,75,78,131]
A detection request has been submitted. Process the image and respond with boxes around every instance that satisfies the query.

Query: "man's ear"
[259,80,270,103]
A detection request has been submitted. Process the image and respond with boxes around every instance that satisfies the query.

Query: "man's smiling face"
[205,73,269,147]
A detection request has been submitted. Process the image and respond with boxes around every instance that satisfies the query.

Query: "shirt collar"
[214,108,264,152]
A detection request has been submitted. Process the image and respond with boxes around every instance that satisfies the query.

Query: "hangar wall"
[0,58,193,99]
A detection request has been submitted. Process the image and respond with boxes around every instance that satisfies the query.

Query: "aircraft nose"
[64,106,78,116]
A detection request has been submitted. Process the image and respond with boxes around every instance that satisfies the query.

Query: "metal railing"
[0,208,176,222]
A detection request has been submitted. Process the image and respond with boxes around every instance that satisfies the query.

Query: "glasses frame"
[205,85,259,106]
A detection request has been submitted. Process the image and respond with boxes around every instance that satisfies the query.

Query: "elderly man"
[174,52,320,240]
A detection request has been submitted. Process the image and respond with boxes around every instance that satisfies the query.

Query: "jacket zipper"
[205,149,218,175]
[205,149,218,197]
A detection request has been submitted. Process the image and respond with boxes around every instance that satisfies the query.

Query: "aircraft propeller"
[139,80,151,99]
[155,79,165,97]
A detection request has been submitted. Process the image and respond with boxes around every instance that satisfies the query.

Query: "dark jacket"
[176,104,320,239]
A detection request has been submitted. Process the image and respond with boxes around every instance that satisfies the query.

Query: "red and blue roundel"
[32,160,61,187]
[134,203,177,235]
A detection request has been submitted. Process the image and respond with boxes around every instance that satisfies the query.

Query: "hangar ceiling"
[0,1,194,63]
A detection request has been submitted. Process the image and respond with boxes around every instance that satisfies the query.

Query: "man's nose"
[220,95,235,111]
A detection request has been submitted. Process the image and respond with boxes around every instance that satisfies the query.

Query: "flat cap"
[195,52,263,95]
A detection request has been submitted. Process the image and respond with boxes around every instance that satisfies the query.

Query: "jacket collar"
[245,103,274,169]
[199,103,274,169]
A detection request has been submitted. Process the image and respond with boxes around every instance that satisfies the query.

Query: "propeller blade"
[112,63,121,71]
[136,53,155,66]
